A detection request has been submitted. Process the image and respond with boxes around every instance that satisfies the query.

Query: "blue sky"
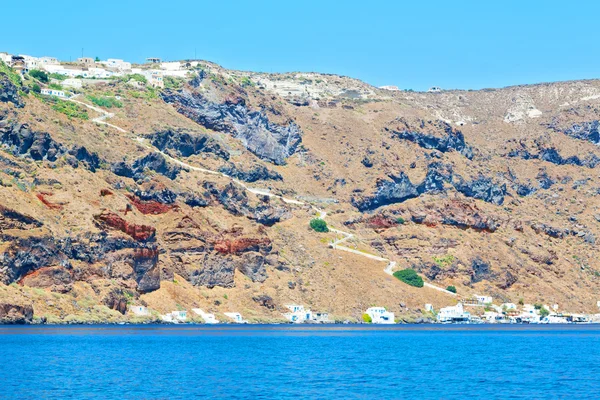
[2,0,598,91]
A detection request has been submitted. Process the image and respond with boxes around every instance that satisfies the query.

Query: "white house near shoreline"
[192,308,219,324]
[283,305,312,323]
[437,303,470,323]
[224,312,248,324]
[365,307,395,324]
[130,306,150,317]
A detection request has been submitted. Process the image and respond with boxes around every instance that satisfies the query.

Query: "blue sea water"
[1,324,599,399]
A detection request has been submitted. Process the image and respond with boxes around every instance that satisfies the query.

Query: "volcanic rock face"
[558,120,600,144]
[0,206,43,230]
[0,236,70,285]
[218,163,283,182]
[0,75,23,108]
[0,302,33,324]
[161,90,302,165]
[112,153,186,181]
[390,120,474,159]
[149,129,230,160]
[508,145,600,168]
[132,248,160,293]
[352,163,505,211]
[410,200,501,232]
[19,266,73,293]
[93,212,156,242]
[203,182,290,225]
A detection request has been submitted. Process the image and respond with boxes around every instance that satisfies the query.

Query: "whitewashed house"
[0,52,12,64]
[365,307,395,324]
[425,304,434,312]
[162,310,187,323]
[516,304,541,323]
[474,295,493,305]
[192,308,219,324]
[130,306,150,316]
[224,312,248,324]
[311,312,330,323]
[428,86,442,93]
[41,88,67,98]
[102,59,132,71]
[283,304,312,323]
[39,56,59,66]
[437,303,471,323]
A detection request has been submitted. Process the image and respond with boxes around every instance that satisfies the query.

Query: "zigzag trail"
[73,98,456,297]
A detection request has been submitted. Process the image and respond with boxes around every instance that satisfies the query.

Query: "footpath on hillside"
[71,97,456,298]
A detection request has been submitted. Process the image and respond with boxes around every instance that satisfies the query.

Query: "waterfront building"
[365,307,395,324]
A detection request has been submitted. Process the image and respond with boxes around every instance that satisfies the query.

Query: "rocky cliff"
[1,59,600,323]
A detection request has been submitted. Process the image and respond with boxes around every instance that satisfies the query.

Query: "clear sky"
[2,0,598,91]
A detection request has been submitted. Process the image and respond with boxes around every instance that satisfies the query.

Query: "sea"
[1,324,599,399]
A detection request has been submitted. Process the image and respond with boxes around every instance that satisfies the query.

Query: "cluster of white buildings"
[282,304,330,323]
[0,52,196,88]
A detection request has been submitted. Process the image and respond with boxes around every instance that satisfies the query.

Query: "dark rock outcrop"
[471,257,493,283]
[112,153,186,181]
[161,90,302,165]
[0,236,70,285]
[508,144,599,169]
[0,206,43,230]
[452,175,506,205]
[218,163,282,182]
[236,252,268,283]
[252,294,276,310]
[0,74,23,107]
[149,129,230,160]
[390,120,474,159]
[203,182,290,225]
[190,254,236,288]
[0,302,33,324]
[352,163,505,211]
[103,289,128,315]
[559,120,600,145]
[132,248,160,293]
[19,266,73,293]
[352,173,419,211]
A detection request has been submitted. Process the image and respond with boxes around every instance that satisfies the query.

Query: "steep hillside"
[1,60,600,323]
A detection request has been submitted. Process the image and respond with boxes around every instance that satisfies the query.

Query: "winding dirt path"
[71,98,456,297]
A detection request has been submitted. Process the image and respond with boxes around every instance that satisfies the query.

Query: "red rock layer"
[126,195,175,215]
[94,211,156,241]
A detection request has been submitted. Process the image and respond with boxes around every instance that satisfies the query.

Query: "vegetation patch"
[362,313,372,323]
[87,95,123,108]
[28,69,49,83]
[446,285,457,293]
[393,268,424,288]
[433,254,455,269]
[309,218,329,233]
[48,98,89,120]
[0,61,22,87]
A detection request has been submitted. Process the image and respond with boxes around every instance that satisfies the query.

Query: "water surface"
[1,324,599,399]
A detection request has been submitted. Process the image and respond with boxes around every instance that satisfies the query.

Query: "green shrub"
[433,254,455,269]
[31,83,41,93]
[29,69,49,83]
[49,98,89,120]
[310,218,329,233]
[393,268,424,288]
[396,217,405,225]
[49,73,67,81]
[539,307,550,318]
[48,83,63,90]
[87,95,123,108]
[446,285,457,294]
[362,313,372,323]
[239,76,255,87]
[0,61,22,87]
